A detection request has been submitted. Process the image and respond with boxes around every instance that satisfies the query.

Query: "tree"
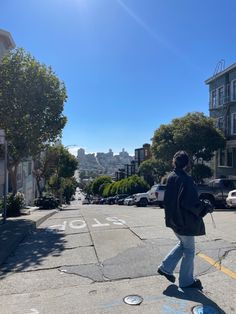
[47,145,78,199]
[0,48,67,194]
[91,176,113,196]
[191,164,213,184]
[126,175,149,194]
[33,146,60,197]
[62,177,78,204]
[152,112,226,180]
[138,159,169,186]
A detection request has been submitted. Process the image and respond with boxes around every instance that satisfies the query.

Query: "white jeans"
[159,233,195,287]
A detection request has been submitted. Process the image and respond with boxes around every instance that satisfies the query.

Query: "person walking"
[157,151,213,289]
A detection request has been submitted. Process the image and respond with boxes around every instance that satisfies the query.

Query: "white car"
[226,190,236,208]
[133,184,166,207]
[123,195,134,206]
[82,198,90,205]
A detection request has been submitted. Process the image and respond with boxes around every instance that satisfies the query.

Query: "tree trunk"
[8,162,19,195]
[36,177,43,197]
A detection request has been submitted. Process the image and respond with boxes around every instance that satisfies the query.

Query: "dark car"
[117,194,130,205]
[105,196,115,205]
[99,198,107,204]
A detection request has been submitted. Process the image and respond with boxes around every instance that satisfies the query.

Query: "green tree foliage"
[191,164,213,184]
[102,175,149,197]
[152,112,226,180]
[62,177,79,204]
[47,145,78,202]
[102,182,114,198]
[33,145,78,196]
[91,176,113,196]
[138,159,168,186]
[0,48,67,194]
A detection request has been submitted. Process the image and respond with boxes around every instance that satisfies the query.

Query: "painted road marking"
[26,309,39,314]
[197,252,236,280]
[69,219,87,229]
[92,218,110,227]
[106,217,126,225]
[47,217,126,232]
[47,221,67,231]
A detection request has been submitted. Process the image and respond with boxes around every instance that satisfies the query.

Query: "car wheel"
[139,198,148,207]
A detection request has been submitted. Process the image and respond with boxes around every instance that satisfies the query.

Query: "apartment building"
[205,63,236,178]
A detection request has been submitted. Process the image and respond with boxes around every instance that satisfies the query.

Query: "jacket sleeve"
[179,177,203,217]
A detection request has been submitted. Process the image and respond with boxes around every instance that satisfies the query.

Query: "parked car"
[104,196,115,205]
[105,194,129,205]
[226,190,236,208]
[115,194,129,205]
[99,198,106,204]
[133,184,166,207]
[198,179,236,208]
[82,198,90,205]
[123,195,135,206]
[90,197,100,204]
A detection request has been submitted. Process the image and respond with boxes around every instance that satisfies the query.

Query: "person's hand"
[200,199,214,216]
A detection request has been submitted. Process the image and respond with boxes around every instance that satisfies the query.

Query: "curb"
[0,209,58,267]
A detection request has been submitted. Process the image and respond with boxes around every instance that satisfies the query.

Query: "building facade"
[205,63,236,179]
[134,143,152,172]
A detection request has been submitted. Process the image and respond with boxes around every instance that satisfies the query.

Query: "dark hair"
[173,151,189,169]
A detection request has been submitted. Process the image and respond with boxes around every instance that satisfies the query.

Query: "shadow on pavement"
[163,284,226,314]
[0,224,66,279]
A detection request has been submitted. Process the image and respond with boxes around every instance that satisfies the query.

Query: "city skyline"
[69,146,135,157]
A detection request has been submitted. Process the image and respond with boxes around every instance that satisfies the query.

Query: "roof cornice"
[205,62,236,84]
[0,29,15,50]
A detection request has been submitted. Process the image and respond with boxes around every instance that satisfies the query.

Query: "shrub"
[34,195,60,209]
[0,192,25,217]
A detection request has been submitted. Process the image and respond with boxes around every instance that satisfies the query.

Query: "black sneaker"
[157,268,176,283]
[180,279,203,290]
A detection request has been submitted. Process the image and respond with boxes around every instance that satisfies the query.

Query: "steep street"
[0,200,235,313]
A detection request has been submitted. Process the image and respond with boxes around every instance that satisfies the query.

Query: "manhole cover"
[192,305,219,314]
[123,295,143,305]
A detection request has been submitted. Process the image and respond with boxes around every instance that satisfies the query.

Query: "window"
[218,148,233,167]
[231,113,236,135]
[211,90,216,108]
[219,149,226,166]
[217,117,224,130]
[218,86,224,106]
[232,80,236,101]
[222,180,236,190]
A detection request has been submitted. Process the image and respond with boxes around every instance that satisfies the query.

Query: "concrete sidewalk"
[0,209,58,266]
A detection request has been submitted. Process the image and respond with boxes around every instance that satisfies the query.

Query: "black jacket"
[164,168,205,236]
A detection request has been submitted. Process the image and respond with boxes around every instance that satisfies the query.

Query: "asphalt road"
[0,200,235,314]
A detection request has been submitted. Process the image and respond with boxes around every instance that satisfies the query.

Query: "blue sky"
[2,0,236,156]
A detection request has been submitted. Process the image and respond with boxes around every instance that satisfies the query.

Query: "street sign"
[0,129,5,144]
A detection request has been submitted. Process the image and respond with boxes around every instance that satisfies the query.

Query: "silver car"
[123,195,134,206]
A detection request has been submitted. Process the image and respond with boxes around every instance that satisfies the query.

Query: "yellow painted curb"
[197,252,236,280]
